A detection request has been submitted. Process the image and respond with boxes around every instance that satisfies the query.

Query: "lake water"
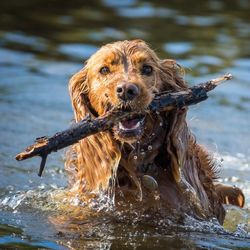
[0,0,250,249]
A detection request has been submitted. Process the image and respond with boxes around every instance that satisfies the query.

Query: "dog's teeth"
[140,116,145,124]
[119,121,140,131]
[134,121,140,129]
[119,122,124,130]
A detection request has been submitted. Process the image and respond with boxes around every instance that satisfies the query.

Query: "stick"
[15,74,232,176]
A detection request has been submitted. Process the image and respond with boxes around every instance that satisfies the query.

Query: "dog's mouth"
[119,115,145,131]
[113,114,146,141]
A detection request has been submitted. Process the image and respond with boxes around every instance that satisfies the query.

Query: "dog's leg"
[214,183,245,208]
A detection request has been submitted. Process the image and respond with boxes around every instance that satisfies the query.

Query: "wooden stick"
[15,74,232,176]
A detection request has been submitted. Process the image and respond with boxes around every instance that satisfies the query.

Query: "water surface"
[0,0,250,249]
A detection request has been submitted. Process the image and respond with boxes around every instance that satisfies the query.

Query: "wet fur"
[65,40,244,224]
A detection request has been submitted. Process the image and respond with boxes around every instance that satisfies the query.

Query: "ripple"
[118,5,177,18]
[103,0,136,7]
[57,44,98,60]
[164,42,193,55]
[3,32,48,52]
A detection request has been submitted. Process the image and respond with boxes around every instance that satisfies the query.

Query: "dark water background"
[0,0,250,249]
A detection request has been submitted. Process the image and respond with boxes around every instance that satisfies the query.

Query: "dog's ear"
[69,67,89,122]
[160,59,190,183]
[67,66,121,194]
[160,59,187,91]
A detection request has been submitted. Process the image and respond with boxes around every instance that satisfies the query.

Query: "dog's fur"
[65,40,244,224]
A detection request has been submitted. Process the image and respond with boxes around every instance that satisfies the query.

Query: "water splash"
[1,187,250,250]
[0,193,26,210]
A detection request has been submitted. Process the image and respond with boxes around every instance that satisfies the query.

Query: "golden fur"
[65,40,244,224]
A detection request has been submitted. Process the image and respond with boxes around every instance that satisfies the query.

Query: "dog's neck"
[119,112,168,175]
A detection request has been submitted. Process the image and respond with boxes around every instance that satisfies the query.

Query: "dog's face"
[83,40,163,142]
[71,40,185,143]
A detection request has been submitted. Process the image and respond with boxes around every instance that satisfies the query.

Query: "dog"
[65,39,244,224]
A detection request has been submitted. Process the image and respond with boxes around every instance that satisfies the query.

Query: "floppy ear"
[164,109,189,183]
[160,60,224,216]
[66,67,121,195]
[69,67,89,121]
[159,59,190,183]
[160,59,188,91]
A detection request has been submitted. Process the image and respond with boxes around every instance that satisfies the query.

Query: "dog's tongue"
[122,118,138,129]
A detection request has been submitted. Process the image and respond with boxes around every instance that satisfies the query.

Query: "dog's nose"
[116,83,139,101]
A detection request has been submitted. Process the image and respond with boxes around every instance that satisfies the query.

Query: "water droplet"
[142,175,158,191]
[152,133,155,136]
[160,122,163,126]
[134,155,138,160]
[148,145,152,150]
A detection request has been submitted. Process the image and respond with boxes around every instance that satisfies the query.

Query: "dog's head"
[67,40,192,193]
[69,40,187,144]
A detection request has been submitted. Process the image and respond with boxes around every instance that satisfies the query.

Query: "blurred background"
[0,0,250,249]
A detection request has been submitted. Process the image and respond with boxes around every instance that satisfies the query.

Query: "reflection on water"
[0,0,250,249]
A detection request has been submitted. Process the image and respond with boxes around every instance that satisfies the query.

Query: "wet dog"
[65,40,244,224]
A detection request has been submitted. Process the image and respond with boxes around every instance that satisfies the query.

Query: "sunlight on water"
[0,0,250,249]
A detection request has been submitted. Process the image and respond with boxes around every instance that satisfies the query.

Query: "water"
[0,0,250,249]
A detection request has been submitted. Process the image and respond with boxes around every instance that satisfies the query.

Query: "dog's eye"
[99,66,110,75]
[141,65,153,75]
